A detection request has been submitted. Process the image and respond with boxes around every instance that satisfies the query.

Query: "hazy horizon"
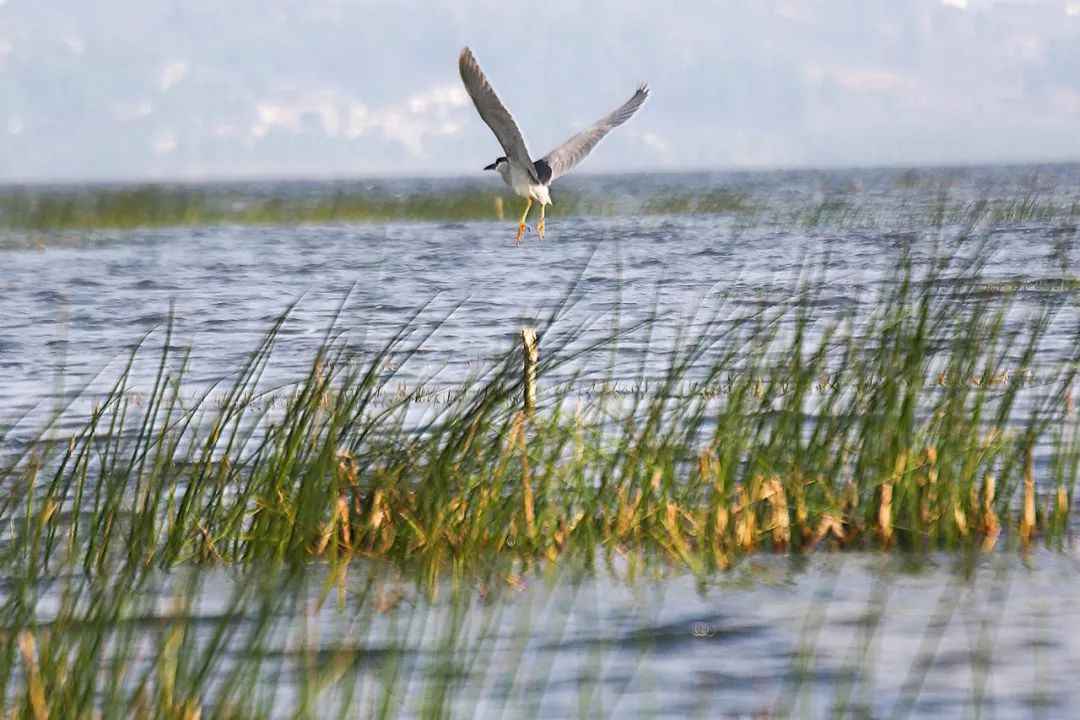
[5,0,1080,183]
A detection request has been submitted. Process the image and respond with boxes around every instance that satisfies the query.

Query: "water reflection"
[8,553,1075,717]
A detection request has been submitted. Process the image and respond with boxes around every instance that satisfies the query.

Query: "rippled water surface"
[5,165,1080,716]
[40,554,1080,718]
[4,166,1080,421]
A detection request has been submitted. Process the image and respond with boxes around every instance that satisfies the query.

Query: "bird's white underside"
[499,161,552,206]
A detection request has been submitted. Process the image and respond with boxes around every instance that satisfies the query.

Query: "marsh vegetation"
[3,167,1080,716]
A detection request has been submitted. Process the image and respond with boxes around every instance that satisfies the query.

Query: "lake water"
[4,165,1080,426]
[3,164,1080,716]
[32,553,1080,718]
[318,552,1080,718]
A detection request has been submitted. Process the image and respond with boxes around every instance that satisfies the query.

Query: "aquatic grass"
[2,251,1080,716]
[6,179,1080,240]
[7,171,1080,717]
[1,249,1078,597]
[0,184,747,236]
[640,188,750,215]
[0,185,612,235]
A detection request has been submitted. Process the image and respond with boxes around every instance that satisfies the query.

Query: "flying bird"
[458,47,649,245]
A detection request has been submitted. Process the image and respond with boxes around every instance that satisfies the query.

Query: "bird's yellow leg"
[516,198,532,246]
[537,204,546,239]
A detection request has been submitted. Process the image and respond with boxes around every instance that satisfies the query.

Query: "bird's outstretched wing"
[541,85,649,183]
[458,47,538,181]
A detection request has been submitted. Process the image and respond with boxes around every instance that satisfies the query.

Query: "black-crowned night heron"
[458,47,649,245]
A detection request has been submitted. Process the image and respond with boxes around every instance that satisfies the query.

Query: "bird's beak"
[483,162,497,171]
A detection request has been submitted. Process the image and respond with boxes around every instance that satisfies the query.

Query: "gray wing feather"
[458,47,537,181]
[541,85,649,182]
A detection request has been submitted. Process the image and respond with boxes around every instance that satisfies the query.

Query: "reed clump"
[1,252,1078,589]
[2,251,1080,718]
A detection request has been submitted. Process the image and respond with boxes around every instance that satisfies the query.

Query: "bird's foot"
[537,217,546,239]
[515,222,528,246]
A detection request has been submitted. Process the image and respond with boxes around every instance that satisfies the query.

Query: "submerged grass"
[6,554,1040,719]
[0,185,618,234]
[4,179,1080,237]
